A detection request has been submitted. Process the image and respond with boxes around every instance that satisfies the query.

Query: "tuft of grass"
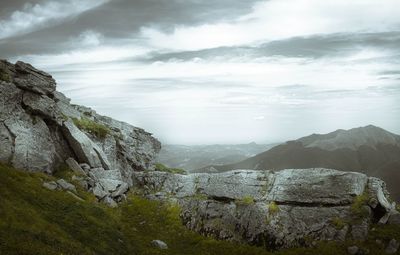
[155,163,186,175]
[236,195,255,206]
[268,201,279,215]
[73,117,110,139]
[331,217,346,230]
[0,68,11,82]
[351,192,370,218]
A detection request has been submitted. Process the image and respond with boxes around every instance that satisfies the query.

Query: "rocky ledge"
[133,168,400,249]
[0,60,161,204]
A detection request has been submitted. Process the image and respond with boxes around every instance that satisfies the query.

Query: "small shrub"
[331,217,346,230]
[268,201,279,215]
[236,195,255,205]
[351,192,370,218]
[155,163,186,175]
[73,117,110,139]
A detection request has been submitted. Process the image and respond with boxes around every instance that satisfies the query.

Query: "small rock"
[376,239,383,245]
[103,196,118,208]
[56,179,77,192]
[92,183,108,199]
[347,246,359,255]
[65,158,86,175]
[42,181,58,190]
[111,182,129,198]
[151,240,168,250]
[388,212,400,225]
[66,191,84,201]
[79,163,91,173]
[385,239,399,254]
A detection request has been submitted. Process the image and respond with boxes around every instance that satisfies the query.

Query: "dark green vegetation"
[72,117,110,139]
[0,67,11,82]
[0,163,398,255]
[155,163,186,175]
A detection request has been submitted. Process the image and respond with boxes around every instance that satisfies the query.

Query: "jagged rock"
[62,120,111,169]
[13,61,56,96]
[385,239,399,254]
[79,163,91,173]
[43,181,58,190]
[65,158,86,175]
[111,182,129,198]
[22,92,63,125]
[133,168,399,249]
[92,183,108,199]
[1,60,159,174]
[347,246,359,255]
[56,179,77,192]
[151,240,168,249]
[6,115,56,173]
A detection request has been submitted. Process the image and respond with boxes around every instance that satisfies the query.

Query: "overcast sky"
[1,0,400,144]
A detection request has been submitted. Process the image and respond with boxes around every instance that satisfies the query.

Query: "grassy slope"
[0,163,398,255]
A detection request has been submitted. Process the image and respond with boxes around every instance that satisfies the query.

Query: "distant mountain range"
[156,142,278,171]
[196,125,400,201]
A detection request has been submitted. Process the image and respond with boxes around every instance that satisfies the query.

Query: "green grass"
[155,163,186,175]
[268,201,279,215]
[72,117,110,139]
[1,163,398,255]
[331,217,346,230]
[236,195,255,205]
[351,192,370,218]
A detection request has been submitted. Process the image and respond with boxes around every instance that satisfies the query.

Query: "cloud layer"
[1,0,399,144]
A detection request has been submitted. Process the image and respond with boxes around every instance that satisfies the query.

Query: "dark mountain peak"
[298,125,400,151]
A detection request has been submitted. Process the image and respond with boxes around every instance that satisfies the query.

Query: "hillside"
[199,126,400,201]
[2,163,400,255]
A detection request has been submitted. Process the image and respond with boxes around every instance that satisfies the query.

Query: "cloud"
[0,0,110,40]
[140,0,400,51]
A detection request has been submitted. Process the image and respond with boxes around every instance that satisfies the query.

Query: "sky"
[1,0,400,145]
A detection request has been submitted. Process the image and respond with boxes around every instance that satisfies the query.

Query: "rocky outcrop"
[133,168,399,249]
[0,59,161,203]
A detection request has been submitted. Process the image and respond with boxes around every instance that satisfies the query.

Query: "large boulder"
[133,168,398,249]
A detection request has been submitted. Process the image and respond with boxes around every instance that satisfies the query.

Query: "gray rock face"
[133,168,399,249]
[151,240,168,249]
[0,59,160,202]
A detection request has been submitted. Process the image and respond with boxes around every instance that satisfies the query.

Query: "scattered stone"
[347,246,359,255]
[111,182,129,198]
[65,158,86,175]
[42,181,58,191]
[56,179,76,192]
[151,240,168,250]
[388,212,400,225]
[385,239,399,254]
[92,184,108,199]
[66,191,84,202]
[103,196,118,208]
